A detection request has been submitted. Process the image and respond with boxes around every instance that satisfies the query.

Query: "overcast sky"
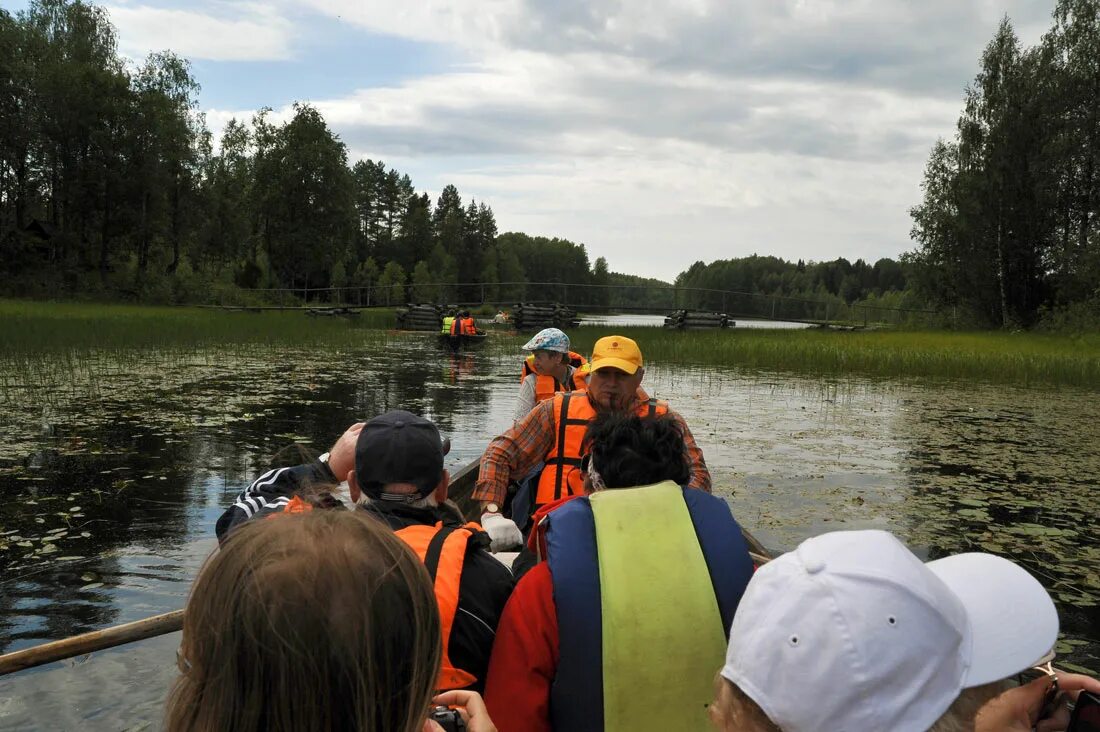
[2,0,1057,279]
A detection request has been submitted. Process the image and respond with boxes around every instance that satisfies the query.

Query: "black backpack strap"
[422,526,457,582]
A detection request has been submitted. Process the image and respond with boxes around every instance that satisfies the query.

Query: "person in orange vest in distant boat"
[474,335,712,552]
[514,328,590,422]
[451,310,479,336]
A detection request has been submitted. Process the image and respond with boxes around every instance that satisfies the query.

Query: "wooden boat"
[0,457,769,676]
[438,332,489,351]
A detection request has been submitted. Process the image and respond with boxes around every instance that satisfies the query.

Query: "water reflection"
[0,341,1097,728]
[0,340,507,656]
[894,386,1100,670]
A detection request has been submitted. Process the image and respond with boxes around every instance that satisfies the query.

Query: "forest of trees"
[0,0,924,318]
[909,0,1100,328]
[4,0,1099,329]
[0,0,613,307]
[669,255,922,322]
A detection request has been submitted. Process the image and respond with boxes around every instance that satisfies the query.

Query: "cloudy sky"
[2,0,1056,279]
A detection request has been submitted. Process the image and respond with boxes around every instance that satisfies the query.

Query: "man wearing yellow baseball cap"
[474,335,712,551]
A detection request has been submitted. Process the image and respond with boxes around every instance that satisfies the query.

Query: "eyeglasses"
[1021,651,1060,718]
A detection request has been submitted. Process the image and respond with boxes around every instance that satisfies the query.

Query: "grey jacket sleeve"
[513,373,539,423]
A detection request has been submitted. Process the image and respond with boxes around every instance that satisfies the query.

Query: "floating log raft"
[306,307,361,317]
[512,303,579,331]
[663,310,734,329]
[396,303,444,331]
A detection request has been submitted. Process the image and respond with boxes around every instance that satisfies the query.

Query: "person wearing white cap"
[513,327,590,422]
[711,529,1067,732]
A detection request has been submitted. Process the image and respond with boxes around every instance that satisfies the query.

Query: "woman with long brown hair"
[166,508,496,732]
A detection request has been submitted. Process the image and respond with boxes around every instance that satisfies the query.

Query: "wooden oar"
[741,529,773,567]
[0,609,183,677]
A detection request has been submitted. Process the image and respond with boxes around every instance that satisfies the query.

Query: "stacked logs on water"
[395,303,444,331]
[513,303,580,331]
[663,310,734,329]
[306,307,360,317]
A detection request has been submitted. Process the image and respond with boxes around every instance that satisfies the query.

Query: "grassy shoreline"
[0,300,394,352]
[562,327,1100,388]
[3,300,1097,388]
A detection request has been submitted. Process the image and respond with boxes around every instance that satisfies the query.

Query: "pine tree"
[354,257,379,305]
[592,256,611,308]
[377,261,406,305]
[480,244,500,303]
[411,260,435,302]
[427,243,458,302]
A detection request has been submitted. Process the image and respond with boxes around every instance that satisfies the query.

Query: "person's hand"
[480,512,522,551]
[326,422,365,482]
[975,672,1100,732]
[429,690,497,732]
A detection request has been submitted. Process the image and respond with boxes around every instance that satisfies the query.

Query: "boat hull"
[438,333,488,351]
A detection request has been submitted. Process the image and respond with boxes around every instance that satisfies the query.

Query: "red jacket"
[483,495,580,732]
[525,494,576,556]
[484,561,558,732]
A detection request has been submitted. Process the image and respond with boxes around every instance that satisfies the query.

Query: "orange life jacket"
[451,317,476,335]
[534,370,588,403]
[520,351,589,381]
[394,522,480,691]
[535,392,668,505]
[264,495,313,518]
[521,352,590,403]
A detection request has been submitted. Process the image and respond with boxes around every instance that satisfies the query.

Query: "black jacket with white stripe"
[214,461,515,693]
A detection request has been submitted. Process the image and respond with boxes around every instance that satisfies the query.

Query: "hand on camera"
[975,672,1100,732]
[425,690,497,732]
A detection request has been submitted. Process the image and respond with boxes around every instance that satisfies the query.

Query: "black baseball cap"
[355,410,450,500]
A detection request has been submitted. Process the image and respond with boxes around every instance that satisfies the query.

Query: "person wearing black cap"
[215,410,515,693]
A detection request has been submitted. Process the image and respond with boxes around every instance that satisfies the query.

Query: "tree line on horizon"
[909,0,1100,329]
[0,0,920,319]
[5,0,1095,329]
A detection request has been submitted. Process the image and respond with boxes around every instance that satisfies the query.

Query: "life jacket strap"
[423,526,457,581]
[553,392,574,500]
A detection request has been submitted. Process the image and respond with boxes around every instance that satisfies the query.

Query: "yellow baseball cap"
[590,335,643,374]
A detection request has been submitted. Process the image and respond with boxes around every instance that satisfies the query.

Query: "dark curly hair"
[582,412,690,489]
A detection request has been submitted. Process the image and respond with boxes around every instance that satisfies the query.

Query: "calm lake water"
[0,330,1097,729]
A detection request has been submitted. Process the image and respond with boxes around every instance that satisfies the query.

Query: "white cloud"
[106,3,293,61]
[192,0,1059,277]
[294,0,520,47]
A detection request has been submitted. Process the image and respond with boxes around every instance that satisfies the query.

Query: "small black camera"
[429,705,467,732]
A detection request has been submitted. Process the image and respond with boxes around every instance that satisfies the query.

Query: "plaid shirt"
[473,396,712,505]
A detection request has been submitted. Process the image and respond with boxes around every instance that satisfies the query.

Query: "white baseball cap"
[721,530,1058,732]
